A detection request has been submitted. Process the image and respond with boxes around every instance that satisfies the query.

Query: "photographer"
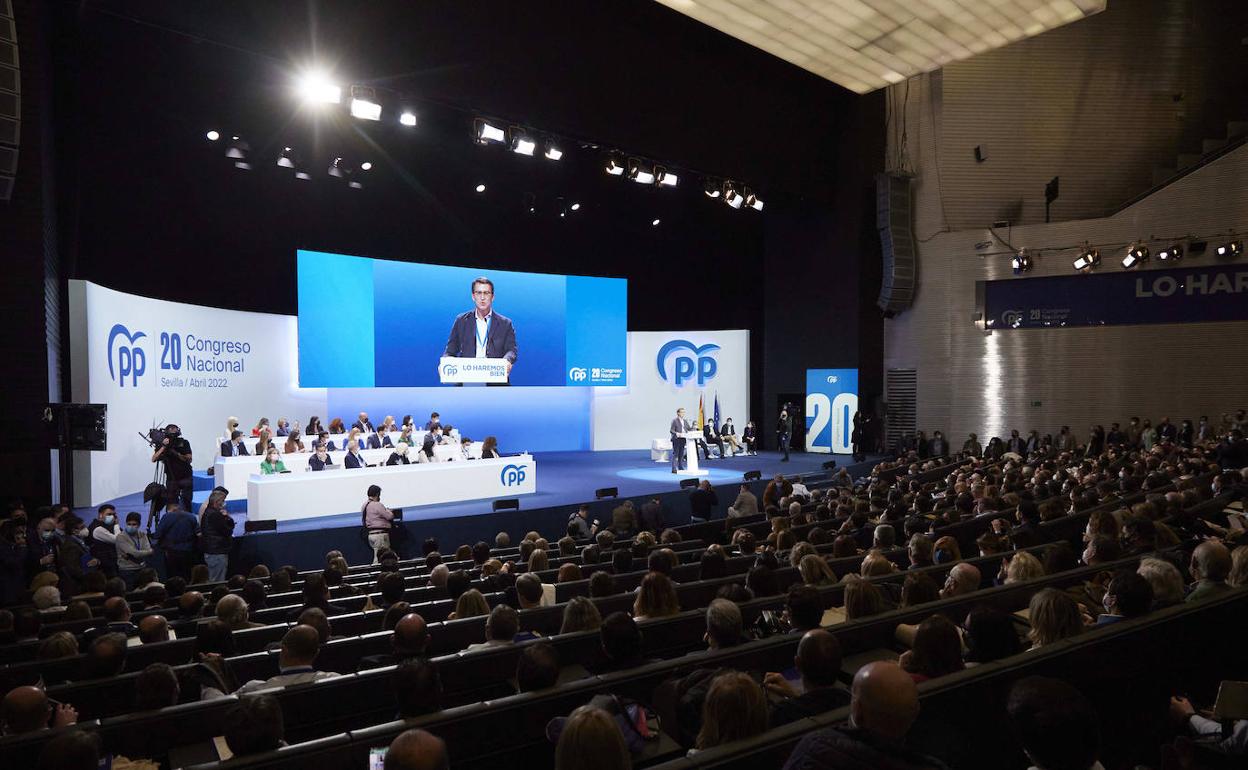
[151,424,194,512]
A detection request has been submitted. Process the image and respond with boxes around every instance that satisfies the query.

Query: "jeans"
[204,552,229,583]
[368,531,391,564]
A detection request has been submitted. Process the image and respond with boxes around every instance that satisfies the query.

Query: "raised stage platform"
[77,449,882,571]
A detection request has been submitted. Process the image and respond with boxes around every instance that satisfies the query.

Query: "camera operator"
[151,424,194,512]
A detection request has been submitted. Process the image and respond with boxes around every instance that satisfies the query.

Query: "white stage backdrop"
[69,281,750,505]
[69,281,327,505]
[590,331,750,451]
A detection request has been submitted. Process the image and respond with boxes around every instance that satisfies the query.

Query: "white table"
[214,440,480,501]
[676,431,708,477]
[246,454,536,522]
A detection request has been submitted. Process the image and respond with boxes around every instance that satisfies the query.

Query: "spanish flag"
[698,394,705,429]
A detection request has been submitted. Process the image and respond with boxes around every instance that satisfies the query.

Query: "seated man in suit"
[352,411,375,434]
[704,422,727,458]
[219,430,249,457]
[307,445,333,471]
[423,412,441,432]
[367,425,394,450]
[344,439,367,469]
[236,625,339,694]
[721,418,743,455]
[444,276,519,381]
[312,431,337,452]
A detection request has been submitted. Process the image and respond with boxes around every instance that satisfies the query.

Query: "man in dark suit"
[777,409,793,462]
[443,277,518,381]
[423,412,441,432]
[352,412,375,434]
[220,430,249,457]
[928,430,948,457]
[1006,430,1026,455]
[344,441,366,469]
[367,427,394,450]
[670,408,692,473]
[703,422,725,459]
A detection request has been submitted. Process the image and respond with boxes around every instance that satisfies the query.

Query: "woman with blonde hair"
[933,536,962,563]
[1027,588,1083,649]
[254,426,274,456]
[554,705,631,770]
[633,572,680,620]
[843,575,885,619]
[450,588,490,620]
[799,554,836,586]
[225,416,240,440]
[560,596,603,634]
[694,672,769,752]
[1004,551,1044,584]
[1228,545,1248,588]
[528,549,550,573]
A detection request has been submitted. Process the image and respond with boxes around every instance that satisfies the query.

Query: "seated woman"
[327,417,346,434]
[254,427,274,456]
[899,615,965,683]
[742,420,758,455]
[305,416,323,436]
[275,418,291,437]
[397,425,416,449]
[381,415,398,434]
[252,417,270,438]
[283,429,305,454]
[260,447,287,474]
[480,436,500,459]
[344,439,366,469]
[416,435,437,464]
[308,445,333,471]
[386,443,411,466]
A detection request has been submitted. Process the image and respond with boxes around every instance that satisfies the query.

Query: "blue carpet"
[75,450,877,570]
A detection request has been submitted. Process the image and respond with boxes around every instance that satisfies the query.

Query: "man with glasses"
[444,276,519,383]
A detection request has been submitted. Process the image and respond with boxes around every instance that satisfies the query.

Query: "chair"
[595,487,619,499]
[743,470,762,481]
[493,498,520,512]
[679,479,699,489]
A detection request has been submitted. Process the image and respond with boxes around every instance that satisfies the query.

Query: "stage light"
[570,202,581,211]
[474,118,506,144]
[360,161,373,171]
[1072,247,1100,272]
[475,183,486,193]
[1157,244,1183,261]
[399,111,417,127]
[349,86,382,121]
[1215,240,1243,258]
[628,159,656,185]
[328,157,347,178]
[655,167,678,187]
[1011,250,1031,275]
[509,127,536,156]
[294,171,311,181]
[543,140,563,161]
[744,188,764,211]
[1121,244,1148,269]
[651,218,661,226]
[206,130,220,142]
[225,136,250,160]
[348,180,363,189]
[723,182,744,209]
[296,71,341,105]
[277,147,295,168]
[605,154,626,176]
[233,161,252,171]
[703,179,721,198]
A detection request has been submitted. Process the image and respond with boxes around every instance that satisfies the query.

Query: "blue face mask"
[104,515,116,526]
[40,530,54,542]
[934,550,951,564]
[125,525,140,536]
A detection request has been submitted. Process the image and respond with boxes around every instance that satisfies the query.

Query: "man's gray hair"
[705,598,743,647]
[873,524,896,548]
[215,594,250,626]
[1137,557,1184,605]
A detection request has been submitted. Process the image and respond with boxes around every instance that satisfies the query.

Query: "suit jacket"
[730,489,759,518]
[352,421,375,434]
[670,418,691,441]
[308,454,332,471]
[444,310,518,363]
[703,425,721,442]
[344,451,365,469]
[219,440,249,457]
[367,434,393,449]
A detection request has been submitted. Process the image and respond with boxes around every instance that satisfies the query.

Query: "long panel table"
[214,442,479,501]
[245,454,536,522]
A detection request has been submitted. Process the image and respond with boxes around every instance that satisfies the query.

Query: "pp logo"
[1000,309,1025,327]
[441,363,459,379]
[568,367,588,382]
[500,463,528,486]
[656,339,720,387]
[826,375,839,384]
[107,324,148,388]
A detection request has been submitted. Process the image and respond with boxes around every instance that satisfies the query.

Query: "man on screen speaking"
[444,276,518,380]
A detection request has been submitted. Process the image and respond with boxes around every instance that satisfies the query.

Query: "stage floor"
[82,449,871,534]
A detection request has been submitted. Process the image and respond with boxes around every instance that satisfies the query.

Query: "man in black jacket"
[765,630,850,727]
[356,613,429,671]
[689,480,719,522]
[200,490,235,583]
[219,431,249,457]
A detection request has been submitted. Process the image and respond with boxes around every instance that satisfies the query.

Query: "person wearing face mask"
[26,516,59,579]
[260,447,287,474]
[116,512,154,590]
[344,439,367,469]
[308,444,333,471]
[1,518,29,605]
[55,515,99,597]
[87,504,120,578]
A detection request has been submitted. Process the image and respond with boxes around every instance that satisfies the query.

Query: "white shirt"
[475,312,491,358]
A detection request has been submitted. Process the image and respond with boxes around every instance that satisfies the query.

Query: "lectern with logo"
[676,431,709,476]
[439,357,509,384]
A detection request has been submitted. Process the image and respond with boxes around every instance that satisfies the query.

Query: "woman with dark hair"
[694,671,769,753]
[900,572,940,608]
[831,535,858,559]
[962,606,1023,665]
[1042,542,1078,574]
[559,596,603,634]
[305,416,323,436]
[1027,588,1083,649]
[480,436,501,459]
[843,576,884,620]
[746,565,779,597]
[900,615,964,682]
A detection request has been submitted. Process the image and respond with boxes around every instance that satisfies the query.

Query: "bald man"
[1,686,77,734]
[384,728,449,770]
[138,615,170,644]
[178,590,206,619]
[1186,541,1232,603]
[236,625,340,694]
[358,613,430,671]
[940,563,982,600]
[764,629,851,726]
[782,661,949,769]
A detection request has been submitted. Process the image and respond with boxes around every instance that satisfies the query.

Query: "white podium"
[676,432,708,476]
[439,356,509,384]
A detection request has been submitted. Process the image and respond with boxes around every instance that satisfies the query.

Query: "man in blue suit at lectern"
[444,277,518,383]
[670,407,693,474]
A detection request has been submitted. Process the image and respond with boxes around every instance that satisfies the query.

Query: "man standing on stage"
[444,277,518,381]
[670,408,693,474]
[777,409,793,462]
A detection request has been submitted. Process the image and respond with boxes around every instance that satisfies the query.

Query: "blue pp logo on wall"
[500,463,528,486]
[107,324,148,388]
[568,367,588,382]
[656,340,720,387]
[805,368,858,455]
